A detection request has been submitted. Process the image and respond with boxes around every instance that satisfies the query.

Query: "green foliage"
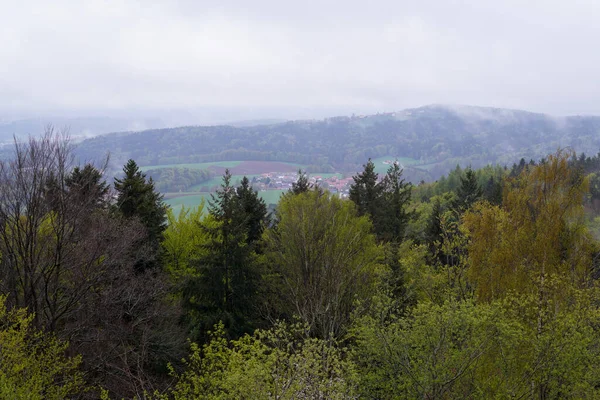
[350,159,413,243]
[114,159,168,255]
[0,296,84,399]
[166,321,357,400]
[289,169,312,195]
[184,170,268,340]
[452,167,483,212]
[351,293,600,399]
[265,190,382,339]
[162,203,207,281]
[464,151,592,303]
[65,163,110,208]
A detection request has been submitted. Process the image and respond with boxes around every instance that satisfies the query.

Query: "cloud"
[2,0,600,117]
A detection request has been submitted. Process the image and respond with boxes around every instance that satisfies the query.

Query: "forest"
[73,105,600,182]
[3,129,600,399]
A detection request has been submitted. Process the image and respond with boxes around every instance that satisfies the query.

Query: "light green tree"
[0,296,84,399]
[165,322,357,399]
[265,190,382,339]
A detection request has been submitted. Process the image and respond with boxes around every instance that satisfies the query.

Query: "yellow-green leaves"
[168,322,357,400]
[464,150,593,303]
[0,296,84,399]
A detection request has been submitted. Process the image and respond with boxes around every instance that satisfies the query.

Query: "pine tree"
[349,159,381,218]
[453,167,482,212]
[379,161,413,243]
[290,169,312,195]
[236,176,269,245]
[66,163,109,208]
[188,170,266,340]
[114,159,167,269]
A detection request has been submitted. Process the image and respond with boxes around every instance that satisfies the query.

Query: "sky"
[2,0,600,122]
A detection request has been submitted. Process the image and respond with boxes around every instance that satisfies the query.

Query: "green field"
[188,174,262,191]
[166,189,288,215]
[370,156,421,174]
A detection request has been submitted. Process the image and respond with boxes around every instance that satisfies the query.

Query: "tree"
[351,296,600,399]
[265,190,381,339]
[349,159,381,219]
[289,169,312,195]
[235,176,268,246]
[0,131,141,331]
[350,160,413,243]
[114,159,167,270]
[0,132,184,398]
[185,170,266,340]
[114,159,167,243]
[162,203,208,281]
[452,167,482,212]
[165,322,357,400]
[379,161,413,243]
[0,296,84,399]
[464,150,592,303]
[65,163,110,209]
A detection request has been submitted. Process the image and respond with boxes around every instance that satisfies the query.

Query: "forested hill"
[75,105,600,180]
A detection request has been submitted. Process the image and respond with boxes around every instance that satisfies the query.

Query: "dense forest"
[5,129,600,399]
[74,105,600,181]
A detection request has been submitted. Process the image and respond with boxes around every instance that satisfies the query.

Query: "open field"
[370,156,422,174]
[188,174,262,191]
[141,160,303,174]
[166,189,288,214]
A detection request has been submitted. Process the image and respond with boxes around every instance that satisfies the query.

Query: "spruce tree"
[66,164,109,208]
[290,169,312,195]
[114,159,167,269]
[349,159,381,221]
[188,170,266,340]
[379,162,413,243]
[453,167,483,212]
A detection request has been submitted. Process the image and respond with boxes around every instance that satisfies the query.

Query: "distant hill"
[74,105,600,181]
[0,116,164,144]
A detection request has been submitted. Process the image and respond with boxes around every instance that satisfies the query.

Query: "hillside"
[74,105,600,181]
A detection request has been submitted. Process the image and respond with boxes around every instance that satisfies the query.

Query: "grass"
[257,190,287,205]
[166,189,288,214]
[370,156,421,174]
[188,174,262,191]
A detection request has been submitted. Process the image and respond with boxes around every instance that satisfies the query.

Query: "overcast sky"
[2,0,600,120]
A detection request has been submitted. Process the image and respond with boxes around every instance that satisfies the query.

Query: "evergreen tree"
[453,167,483,212]
[235,176,268,245]
[482,175,503,206]
[349,159,381,218]
[114,159,167,270]
[66,163,109,208]
[290,169,312,195]
[187,170,265,340]
[379,162,413,243]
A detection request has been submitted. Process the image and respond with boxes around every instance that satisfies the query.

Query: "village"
[251,172,355,198]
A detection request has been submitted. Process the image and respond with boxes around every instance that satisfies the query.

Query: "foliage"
[165,321,357,400]
[162,203,207,281]
[184,171,268,340]
[464,150,592,303]
[351,292,600,399]
[350,159,413,242]
[265,190,382,339]
[115,159,168,242]
[0,296,84,399]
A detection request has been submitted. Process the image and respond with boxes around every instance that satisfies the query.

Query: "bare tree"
[0,128,186,398]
